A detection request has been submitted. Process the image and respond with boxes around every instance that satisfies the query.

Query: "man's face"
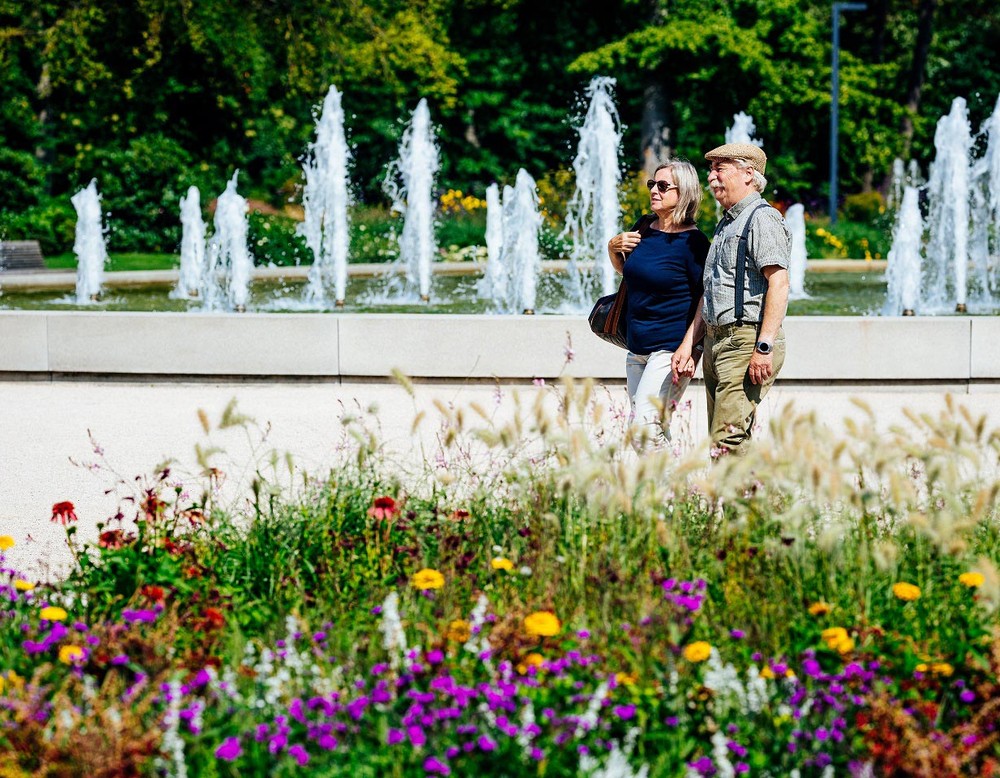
[707,160,754,210]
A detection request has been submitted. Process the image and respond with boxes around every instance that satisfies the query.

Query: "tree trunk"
[640,77,671,175]
[639,0,671,175]
[900,0,937,157]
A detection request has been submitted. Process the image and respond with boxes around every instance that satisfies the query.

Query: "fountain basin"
[1,310,997,388]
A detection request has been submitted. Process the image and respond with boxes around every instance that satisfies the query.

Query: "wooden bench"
[0,241,46,271]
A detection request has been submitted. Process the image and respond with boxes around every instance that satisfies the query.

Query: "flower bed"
[2,387,999,775]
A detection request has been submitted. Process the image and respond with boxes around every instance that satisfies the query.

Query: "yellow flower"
[615,671,638,686]
[808,601,833,616]
[892,582,921,601]
[759,665,775,679]
[515,652,545,674]
[835,637,855,654]
[0,536,14,550]
[13,580,34,592]
[40,606,68,621]
[959,572,985,588]
[0,670,23,694]
[523,611,561,638]
[58,645,85,665]
[490,557,514,571]
[445,619,471,643]
[915,663,929,673]
[411,568,445,590]
[821,626,847,644]
[683,641,712,663]
[931,662,954,677]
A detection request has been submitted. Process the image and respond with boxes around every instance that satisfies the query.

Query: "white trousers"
[625,349,691,447]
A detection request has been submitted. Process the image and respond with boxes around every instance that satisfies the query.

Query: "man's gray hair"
[733,158,768,193]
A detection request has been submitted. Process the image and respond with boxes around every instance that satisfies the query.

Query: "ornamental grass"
[1,381,999,776]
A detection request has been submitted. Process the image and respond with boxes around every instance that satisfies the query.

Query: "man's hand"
[747,351,773,385]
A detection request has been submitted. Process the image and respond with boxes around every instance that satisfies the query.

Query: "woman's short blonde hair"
[655,159,702,227]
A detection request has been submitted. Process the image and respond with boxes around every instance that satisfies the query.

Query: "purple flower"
[122,608,157,624]
[288,744,309,766]
[960,689,976,704]
[478,735,497,752]
[688,756,716,776]
[387,729,405,745]
[665,716,679,727]
[408,726,426,747]
[427,649,444,664]
[424,756,451,775]
[215,737,242,761]
[613,704,636,720]
[735,763,749,774]
[729,629,745,639]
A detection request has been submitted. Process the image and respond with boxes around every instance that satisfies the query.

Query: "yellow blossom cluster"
[813,227,847,258]
[821,626,855,654]
[439,189,486,214]
[490,557,514,571]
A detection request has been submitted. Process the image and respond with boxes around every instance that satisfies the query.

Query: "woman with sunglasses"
[606,159,709,449]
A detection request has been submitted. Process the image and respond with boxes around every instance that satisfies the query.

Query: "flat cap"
[704,143,767,174]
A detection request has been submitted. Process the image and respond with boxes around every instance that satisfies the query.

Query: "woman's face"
[648,169,679,216]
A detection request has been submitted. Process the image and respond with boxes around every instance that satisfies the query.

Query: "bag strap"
[733,202,770,324]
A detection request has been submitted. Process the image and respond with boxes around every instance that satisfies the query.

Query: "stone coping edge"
[0,311,996,384]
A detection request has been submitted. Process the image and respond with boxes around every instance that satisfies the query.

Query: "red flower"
[51,501,78,525]
[98,529,126,549]
[368,496,400,521]
[141,585,166,603]
[203,608,225,628]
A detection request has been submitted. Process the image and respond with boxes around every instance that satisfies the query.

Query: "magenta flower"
[424,756,451,775]
[215,737,242,761]
[288,744,309,765]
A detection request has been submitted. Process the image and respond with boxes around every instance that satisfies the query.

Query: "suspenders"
[715,202,770,325]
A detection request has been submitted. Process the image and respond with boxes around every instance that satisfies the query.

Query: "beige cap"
[704,143,767,174]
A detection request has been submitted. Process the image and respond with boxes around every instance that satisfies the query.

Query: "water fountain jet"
[71,180,108,304]
[300,85,352,306]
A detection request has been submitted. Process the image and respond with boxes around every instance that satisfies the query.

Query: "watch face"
[756,342,772,354]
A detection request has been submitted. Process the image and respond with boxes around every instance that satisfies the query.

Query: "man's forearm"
[757,268,788,343]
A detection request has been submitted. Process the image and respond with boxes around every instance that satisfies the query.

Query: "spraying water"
[204,172,253,312]
[174,186,206,299]
[884,186,923,315]
[300,85,352,306]
[490,170,543,314]
[71,179,108,303]
[924,97,972,311]
[725,112,764,146]
[383,98,439,301]
[969,94,1000,301]
[477,183,505,304]
[563,76,623,306]
[887,158,906,213]
[784,204,809,299]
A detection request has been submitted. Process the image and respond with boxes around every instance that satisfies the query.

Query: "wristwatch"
[755,341,773,355]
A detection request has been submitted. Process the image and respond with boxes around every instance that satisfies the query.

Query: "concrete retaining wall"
[0,311,996,388]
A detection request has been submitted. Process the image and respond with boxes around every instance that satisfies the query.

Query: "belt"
[705,322,758,338]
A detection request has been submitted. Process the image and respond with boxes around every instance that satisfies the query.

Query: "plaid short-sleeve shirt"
[702,192,791,327]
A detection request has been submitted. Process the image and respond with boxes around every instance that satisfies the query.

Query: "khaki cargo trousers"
[702,323,785,456]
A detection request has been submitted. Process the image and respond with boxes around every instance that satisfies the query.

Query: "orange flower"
[368,496,400,521]
[51,501,78,525]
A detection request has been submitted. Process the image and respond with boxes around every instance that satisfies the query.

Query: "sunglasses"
[646,179,678,193]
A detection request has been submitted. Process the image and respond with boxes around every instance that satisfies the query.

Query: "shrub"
[0,196,77,256]
[246,210,308,266]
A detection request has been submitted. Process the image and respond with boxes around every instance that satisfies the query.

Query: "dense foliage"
[0,0,998,251]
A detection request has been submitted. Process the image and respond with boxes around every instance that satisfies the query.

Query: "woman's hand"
[608,231,642,257]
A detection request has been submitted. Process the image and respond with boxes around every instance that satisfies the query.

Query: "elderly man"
[671,143,791,456]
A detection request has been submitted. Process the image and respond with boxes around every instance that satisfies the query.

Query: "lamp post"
[829,2,867,226]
